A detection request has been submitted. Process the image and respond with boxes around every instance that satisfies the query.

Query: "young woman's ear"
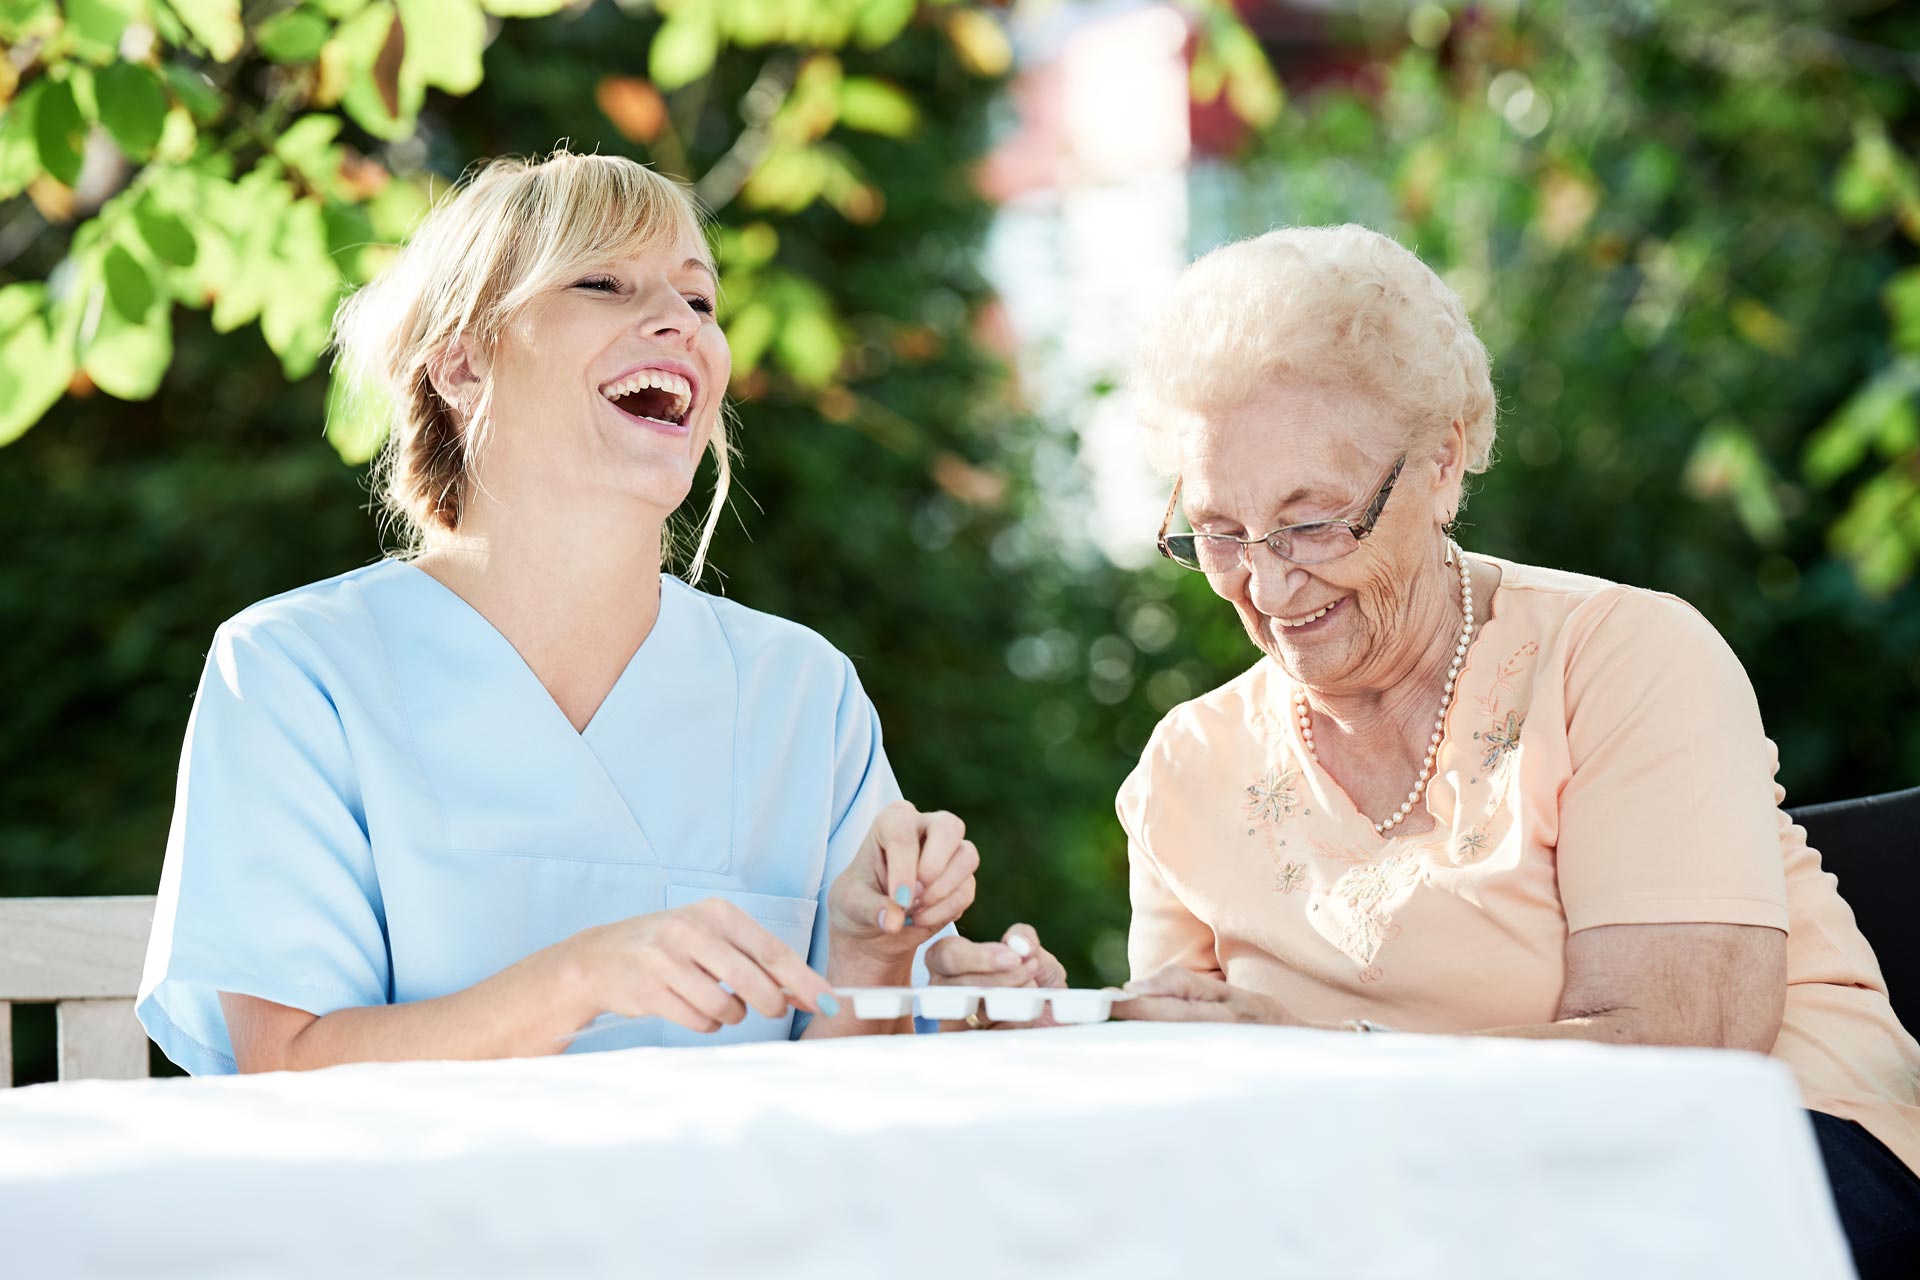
[426,339,491,420]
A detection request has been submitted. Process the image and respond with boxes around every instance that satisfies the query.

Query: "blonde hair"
[328,149,734,578]
[1130,224,1496,479]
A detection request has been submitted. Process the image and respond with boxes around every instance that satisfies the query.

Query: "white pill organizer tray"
[834,986,1134,1024]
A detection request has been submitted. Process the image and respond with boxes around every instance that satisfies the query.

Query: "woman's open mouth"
[598,367,693,435]
[1275,595,1346,634]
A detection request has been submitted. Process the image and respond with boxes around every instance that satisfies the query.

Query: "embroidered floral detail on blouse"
[1309,836,1375,863]
[1243,766,1304,833]
[1474,641,1540,717]
[1307,853,1424,981]
[1273,861,1307,893]
[1473,711,1525,774]
[1452,828,1491,865]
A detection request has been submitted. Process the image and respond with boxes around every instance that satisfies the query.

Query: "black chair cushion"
[1787,787,1920,1031]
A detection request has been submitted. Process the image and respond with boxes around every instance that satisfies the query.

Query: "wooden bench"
[0,896,155,1086]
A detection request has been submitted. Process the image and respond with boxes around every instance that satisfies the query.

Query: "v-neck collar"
[359,561,739,874]
[394,560,661,739]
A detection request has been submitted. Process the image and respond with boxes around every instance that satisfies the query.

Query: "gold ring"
[964,1006,992,1031]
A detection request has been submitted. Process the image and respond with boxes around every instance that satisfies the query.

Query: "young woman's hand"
[826,801,979,969]
[559,898,841,1034]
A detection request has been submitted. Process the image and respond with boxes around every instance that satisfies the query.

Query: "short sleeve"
[1118,736,1221,981]
[794,655,944,1036]
[137,620,391,1074]
[1554,590,1790,935]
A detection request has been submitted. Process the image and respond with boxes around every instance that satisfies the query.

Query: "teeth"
[598,368,693,421]
[1278,600,1337,628]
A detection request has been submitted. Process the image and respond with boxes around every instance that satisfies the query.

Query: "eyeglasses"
[1156,454,1407,572]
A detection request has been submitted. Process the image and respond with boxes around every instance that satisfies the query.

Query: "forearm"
[1474,1005,1778,1052]
[233,945,595,1072]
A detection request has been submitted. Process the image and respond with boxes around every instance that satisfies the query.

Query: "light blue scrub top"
[138,561,930,1074]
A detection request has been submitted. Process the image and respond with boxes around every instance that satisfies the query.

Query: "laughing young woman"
[138,151,1062,1073]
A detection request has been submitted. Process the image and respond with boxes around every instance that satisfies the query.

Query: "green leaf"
[837,77,918,138]
[164,0,244,61]
[0,290,71,445]
[1805,359,1920,484]
[209,169,296,332]
[274,113,344,177]
[64,0,144,60]
[650,7,719,92]
[103,243,156,322]
[33,78,86,187]
[258,6,333,62]
[1886,268,1920,355]
[134,196,198,266]
[0,0,61,43]
[0,280,46,332]
[333,3,415,139]
[325,368,393,463]
[82,299,172,399]
[476,0,567,14]
[775,303,842,388]
[396,0,485,96]
[155,102,198,161]
[94,61,169,161]
[0,79,47,199]
[260,199,344,379]
[313,0,369,16]
[722,298,777,375]
[852,0,915,50]
[164,64,224,122]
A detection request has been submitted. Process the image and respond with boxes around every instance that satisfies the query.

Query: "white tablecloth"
[0,1024,1852,1278]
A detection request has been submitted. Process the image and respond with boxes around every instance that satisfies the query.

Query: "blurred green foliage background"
[2,0,1917,1082]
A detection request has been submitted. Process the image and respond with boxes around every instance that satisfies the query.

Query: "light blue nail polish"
[817,994,841,1018]
[904,915,915,927]
[894,885,913,907]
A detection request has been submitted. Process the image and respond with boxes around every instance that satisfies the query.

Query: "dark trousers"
[1810,1110,1920,1278]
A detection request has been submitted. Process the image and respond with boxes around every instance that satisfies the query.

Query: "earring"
[1444,540,1455,568]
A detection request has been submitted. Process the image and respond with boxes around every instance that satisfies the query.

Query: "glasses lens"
[1161,534,1206,570]
[1271,523,1359,566]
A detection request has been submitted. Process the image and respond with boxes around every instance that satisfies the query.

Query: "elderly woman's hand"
[926,923,1068,1030]
[826,801,978,971]
[1112,965,1301,1026]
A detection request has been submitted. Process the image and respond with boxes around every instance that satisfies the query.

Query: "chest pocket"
[661,885,820,1047]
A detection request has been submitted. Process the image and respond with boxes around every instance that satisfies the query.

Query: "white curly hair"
[1129,225,1497,479]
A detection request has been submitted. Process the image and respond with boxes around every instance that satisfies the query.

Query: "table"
[0,1023,1853,1278]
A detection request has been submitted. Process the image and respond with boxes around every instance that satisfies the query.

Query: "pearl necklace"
[1293,540,1474,836]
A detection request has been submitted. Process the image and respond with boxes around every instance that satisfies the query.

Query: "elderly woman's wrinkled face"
[1177,378,1457,693]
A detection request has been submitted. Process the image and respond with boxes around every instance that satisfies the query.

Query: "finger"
[926,936,1024,979]
[873,802,923,932]
[912,876,977,932]
[1001,923,1039,957]
[1032,948,1069,990]
[911,812,967,899]
[690,935,790,1020]
[639,988,725,1035]
[1123,964,1226,1001]
[918,838,978,909]
[717,909,839,1016]
[1112,995,1227,1023]
[940,966,1034,990]
[663,963,748,1026]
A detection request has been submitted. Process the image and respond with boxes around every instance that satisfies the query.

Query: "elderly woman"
[1111,225,1919,1273]
[137,151,1060,1074]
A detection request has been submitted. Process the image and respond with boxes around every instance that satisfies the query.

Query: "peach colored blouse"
[1120,556,1920,1172]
